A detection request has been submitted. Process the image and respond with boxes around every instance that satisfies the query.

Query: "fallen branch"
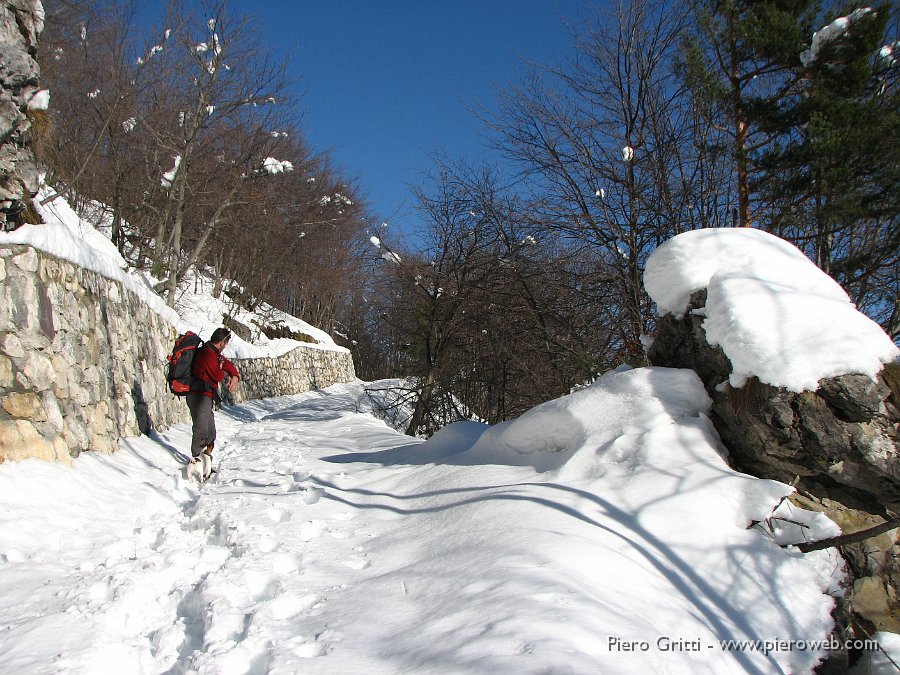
[794,519,900,553]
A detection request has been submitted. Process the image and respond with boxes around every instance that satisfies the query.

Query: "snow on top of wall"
[0,187,180,326]
[0,186,346,358]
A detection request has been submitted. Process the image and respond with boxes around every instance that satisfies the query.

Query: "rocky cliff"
[648,288,899,636]
[0,0,44,230]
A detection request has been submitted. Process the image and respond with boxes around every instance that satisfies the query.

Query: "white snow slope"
[3,371,887,675]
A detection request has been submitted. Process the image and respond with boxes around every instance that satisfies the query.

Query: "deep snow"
[0,372,881,674]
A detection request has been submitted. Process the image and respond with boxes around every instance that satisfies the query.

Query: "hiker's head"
[209,327,232,348]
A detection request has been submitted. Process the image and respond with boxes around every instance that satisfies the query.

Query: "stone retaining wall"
[231,347,356,403]
[0,244,356,463]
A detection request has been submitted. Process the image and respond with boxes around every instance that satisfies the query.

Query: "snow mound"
[644,228,898,391]
[462,367,711,471]
[414,366,843,673]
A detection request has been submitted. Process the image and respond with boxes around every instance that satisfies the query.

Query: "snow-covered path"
[1,374,890,674]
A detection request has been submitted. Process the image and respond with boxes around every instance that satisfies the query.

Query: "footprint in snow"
[267,592,320,620]
[293,642,328,658]
[271,552,300,575]
[258,537,279,554]
[266,507,290,523]
[341,557,370,570]
[298,520,325,541]
[244,569,280,602]
[302,487,323,504]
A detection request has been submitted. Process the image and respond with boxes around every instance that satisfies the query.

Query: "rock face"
[0,244,357,464]
[648,289,900,634]
[0,1,44,230]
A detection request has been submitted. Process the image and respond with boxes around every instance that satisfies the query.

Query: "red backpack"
[166,332,203,395]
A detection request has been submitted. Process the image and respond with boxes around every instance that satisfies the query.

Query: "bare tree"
[118,1,293,304]
[486,0,694,362]
[38,0,374,340]
[374,159,617,434]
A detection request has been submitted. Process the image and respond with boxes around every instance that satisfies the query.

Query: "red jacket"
[191,344,240,398]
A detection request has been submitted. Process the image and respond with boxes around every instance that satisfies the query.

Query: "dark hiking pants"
[186,392,215,457]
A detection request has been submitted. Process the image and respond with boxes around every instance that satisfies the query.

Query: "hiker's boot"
[205,444,217,475]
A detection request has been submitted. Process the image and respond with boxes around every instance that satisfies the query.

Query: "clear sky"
[222,0,589,237]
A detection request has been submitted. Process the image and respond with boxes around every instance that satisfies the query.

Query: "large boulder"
[649,288,900,633]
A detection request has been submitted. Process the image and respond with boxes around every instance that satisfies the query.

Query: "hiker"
[186,327,240,459]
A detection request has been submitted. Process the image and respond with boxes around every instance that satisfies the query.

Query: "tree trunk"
[407,369,436,437]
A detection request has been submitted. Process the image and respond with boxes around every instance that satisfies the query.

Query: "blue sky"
[223,1,588,236]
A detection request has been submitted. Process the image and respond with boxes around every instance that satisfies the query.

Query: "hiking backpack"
[166,331,203,395]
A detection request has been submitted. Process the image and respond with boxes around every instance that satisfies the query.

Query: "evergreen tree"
[756,3,898,333]
[682,0,820,227]
[684,0,898,335]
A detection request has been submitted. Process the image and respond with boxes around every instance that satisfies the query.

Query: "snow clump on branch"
[261,158,293,175]
[800,7,874,66]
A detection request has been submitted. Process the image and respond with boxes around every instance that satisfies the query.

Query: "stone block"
[0,354,12,388]
[91,434,116,454]
[65,416,88,451]
[0,419,68,464]
[90,402,110,436]
[22,352,54,391]
[37,282,55,340]
[53,436,70,461]
[72,384,90,407]
[41,390,64,432]
[82,364,99,385]
[1,391,45,420]
[7,272,37,330]
[11,248,38,273]
[51,354,69,397]
[1,332,24,357]
[17,331,49,351]
[0,289,11,333]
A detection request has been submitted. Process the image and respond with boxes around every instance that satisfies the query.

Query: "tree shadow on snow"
[312,474,782,675]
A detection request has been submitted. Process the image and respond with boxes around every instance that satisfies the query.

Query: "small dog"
[183,454,213,482]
